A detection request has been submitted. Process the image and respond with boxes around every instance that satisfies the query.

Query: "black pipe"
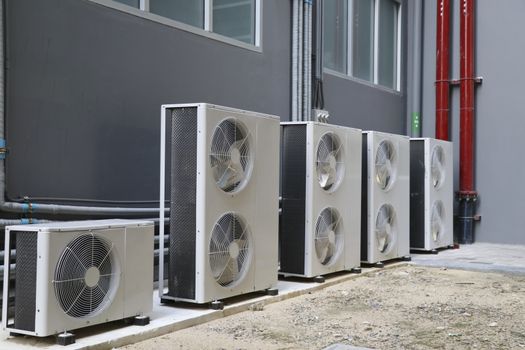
[457,194,477,244]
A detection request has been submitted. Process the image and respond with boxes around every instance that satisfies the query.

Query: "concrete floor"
[0,266,398,350]
[411,242,525,274]
[2,242,524,350]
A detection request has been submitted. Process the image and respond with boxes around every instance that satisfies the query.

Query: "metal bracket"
[449,76,483,86]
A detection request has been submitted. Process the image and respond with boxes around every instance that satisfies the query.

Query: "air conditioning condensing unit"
[410,138,454,251]
[159,103,280,308]
[2,220,154,345]
[279,122,362,280]
[361,131,410,265]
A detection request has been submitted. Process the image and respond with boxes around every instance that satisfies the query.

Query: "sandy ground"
[121,266,525,350]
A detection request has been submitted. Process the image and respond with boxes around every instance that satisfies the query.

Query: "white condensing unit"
[410,138,454,251]
[2,220,154,345]
[279,122,362,280]
[361,131,410,265]
[159,103,280,308]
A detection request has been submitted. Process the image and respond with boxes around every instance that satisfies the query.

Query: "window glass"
[352,0,374,81]
[323,0,348,74]
[378,0,399,89]
[150,0,205,28]
[213,0,255,44]
[113,0,139,7]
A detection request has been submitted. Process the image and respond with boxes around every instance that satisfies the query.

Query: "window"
[113,0,139,8]
[352,0,374,81]
[324,0,348,73]
[377,0,399,89]
[323,0,401,91]
[92,0,260,48]
[150,1,205,28]
[213,0,256,45]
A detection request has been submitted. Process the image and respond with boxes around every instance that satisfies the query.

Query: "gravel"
[121,265,525,350]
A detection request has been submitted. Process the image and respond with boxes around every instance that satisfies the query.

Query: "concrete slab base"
[411,242,525,274]
[323,345,375,350]
[0,263,405,350]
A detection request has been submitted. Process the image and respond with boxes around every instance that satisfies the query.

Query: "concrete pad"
[0,263,405,350]
[412,242,525,274]
[323,344,375,350]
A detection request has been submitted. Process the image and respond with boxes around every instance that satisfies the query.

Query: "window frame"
[324,0,402,93]
[88,0,262,52]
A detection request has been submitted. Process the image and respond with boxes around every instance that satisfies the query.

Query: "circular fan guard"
[431,201,445,242]
[375,140,397,190]
[53,234,119,318]
[375,204,397,254]
[209,213,252,287]
[315,207,343,266]
[431,146,445,189]
[316,132,344,191]
[210,118,252,193]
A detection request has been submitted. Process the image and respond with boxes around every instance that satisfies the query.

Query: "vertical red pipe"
[435,0,450,141]
[459,0,476,194]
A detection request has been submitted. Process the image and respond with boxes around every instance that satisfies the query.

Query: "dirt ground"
[121,265,525,350]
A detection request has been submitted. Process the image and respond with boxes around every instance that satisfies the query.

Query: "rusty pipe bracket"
[449,76,483,86]
[457,191,478,201]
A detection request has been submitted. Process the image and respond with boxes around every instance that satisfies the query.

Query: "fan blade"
[316,237,330,262]
[327,162,337,185]
[330,214,342,233]
[377,207,387,228]
[217,124,234,147]
[232,133,250,155]
[65,247,88,272]
[319,139,331,159]
[216,163,245,191]
[96,243,114,270]
[218,219,233,246]
[64,286,87,314]
[215,257,232,284]
[332,141,343,159]
[377,235,388,252]
[230,256,239,276]
[326,242,335,261]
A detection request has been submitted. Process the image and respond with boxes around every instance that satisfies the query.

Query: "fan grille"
[209,213,252,287]
[210,118,252,193]
[316,132,344,191]
[53,234,119,318]
[431,146,445,189]
[315,207,343,266]
[375,140,397,190]
[431,201,445,242]
[375,204,397,254]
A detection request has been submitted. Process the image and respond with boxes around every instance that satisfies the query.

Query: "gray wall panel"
[5,0,408,210]
[5,0,290,201]
[421,0,525,244]
[323,73,405,134]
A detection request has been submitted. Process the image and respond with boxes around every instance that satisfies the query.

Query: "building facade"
[3,0,521,244]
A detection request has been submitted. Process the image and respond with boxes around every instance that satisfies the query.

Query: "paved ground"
[3,243,525,350]
[412,243,525,274]
[122,264,525,350]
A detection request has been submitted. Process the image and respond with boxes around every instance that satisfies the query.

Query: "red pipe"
[435,0,450,141]
[459,0,476,195]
